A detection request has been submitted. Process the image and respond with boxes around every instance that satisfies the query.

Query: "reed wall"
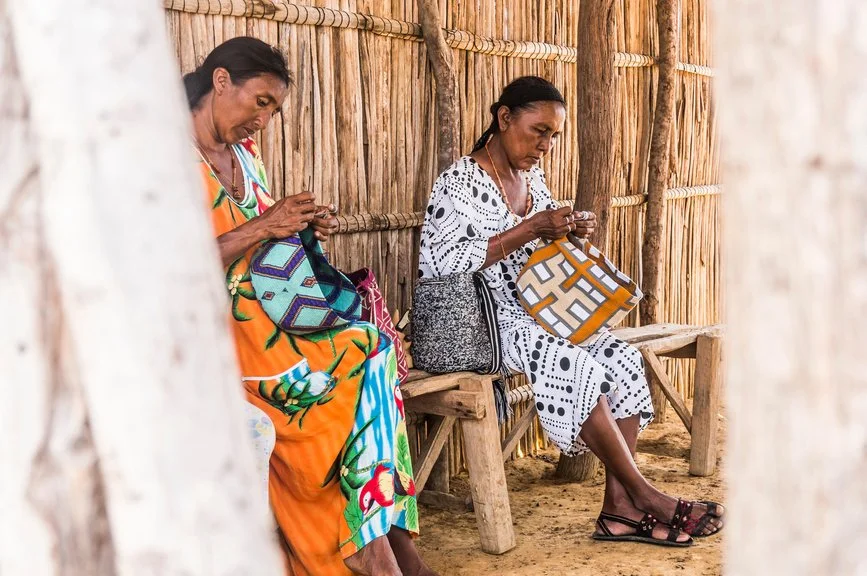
[164,0,720,465]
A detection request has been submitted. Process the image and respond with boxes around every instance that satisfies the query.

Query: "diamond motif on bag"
[262,291,275,301]
[301,276,317,288]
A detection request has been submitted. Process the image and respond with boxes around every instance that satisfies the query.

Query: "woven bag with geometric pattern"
[249,228,362,334]
[516,234,642,346]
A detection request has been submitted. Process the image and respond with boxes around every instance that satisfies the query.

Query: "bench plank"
[612,323,691,343]
[404,390,485,419]
[633,324,724,355]
[401,371,483,399]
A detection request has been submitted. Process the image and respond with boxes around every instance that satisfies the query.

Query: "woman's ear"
[497,105,512,132]
[212,67,230,96]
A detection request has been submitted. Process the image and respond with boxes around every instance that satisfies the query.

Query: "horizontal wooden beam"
[333,185,722,234]
[418,489,474,512]
[405,390,486,419]
[614,52,714,77]
[400,371,486,399]
[634,325,724,355]
[164,0,576,61]
[164,1,714,74]
[611,322,691,342]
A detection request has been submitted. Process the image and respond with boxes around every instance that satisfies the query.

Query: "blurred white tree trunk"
[714,1,867,574]
[0,0,283,574]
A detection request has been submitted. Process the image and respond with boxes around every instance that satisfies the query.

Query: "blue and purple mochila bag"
[249,228,362,334]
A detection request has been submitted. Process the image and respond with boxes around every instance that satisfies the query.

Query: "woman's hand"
[528,207,597,241]
[257,191,317,239]
[571,210,597,239]
[529,206,574,240]
[311,204,339,242]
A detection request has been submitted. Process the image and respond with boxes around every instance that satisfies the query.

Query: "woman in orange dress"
[186,36,434,576]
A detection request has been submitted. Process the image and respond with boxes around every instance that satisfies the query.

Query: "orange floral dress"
[201,139,418,576]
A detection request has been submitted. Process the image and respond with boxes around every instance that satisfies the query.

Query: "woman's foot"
[635,490,725,537]
[387,527,439,576]
[344,535,402,576]
[595,496,692,545]
[667,498,725,537]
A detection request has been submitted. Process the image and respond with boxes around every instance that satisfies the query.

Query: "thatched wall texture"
[165,0,719,466]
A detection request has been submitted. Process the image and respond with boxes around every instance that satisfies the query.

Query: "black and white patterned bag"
[410,272,502,375]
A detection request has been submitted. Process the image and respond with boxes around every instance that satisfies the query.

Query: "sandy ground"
[416,409,726,576]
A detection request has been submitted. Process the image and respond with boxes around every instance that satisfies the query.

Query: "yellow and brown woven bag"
[516,234,642,346]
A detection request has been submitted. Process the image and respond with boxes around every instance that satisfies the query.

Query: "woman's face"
[498,101,566,170]
[211,69,288,144]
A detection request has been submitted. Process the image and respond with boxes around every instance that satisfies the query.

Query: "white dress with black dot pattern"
[418,157,654,455]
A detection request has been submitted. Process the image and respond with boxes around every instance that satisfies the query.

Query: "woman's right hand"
[257,191,317,239]
[528,206,574,241]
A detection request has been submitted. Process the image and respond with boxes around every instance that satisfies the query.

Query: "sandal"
[592,512,692,547]
[670,498,725,538]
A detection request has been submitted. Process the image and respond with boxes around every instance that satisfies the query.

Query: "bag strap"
[473,274,502,375]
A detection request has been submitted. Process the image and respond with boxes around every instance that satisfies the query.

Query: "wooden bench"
[400,323,724,554]
[399,370,515,555]
[613,323,725,476]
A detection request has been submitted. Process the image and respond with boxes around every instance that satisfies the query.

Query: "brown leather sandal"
[592,512,693,547]
[670,498,725,538]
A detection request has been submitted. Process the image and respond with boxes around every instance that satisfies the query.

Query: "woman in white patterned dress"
[419,76,723,546]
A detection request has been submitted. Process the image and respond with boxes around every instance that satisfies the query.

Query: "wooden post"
[458,377,515,554]
[0,1,283,573]
[554,448,601,482]
[715,0,867,571]
[573,0,616,239]
[688,334,722,476]
[558,0,616,482]
[640,0,679,327]
[640,0,678,425]
[418,0,459,173]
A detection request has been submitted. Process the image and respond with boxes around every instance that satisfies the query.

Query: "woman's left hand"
[571,210,597,239]
[311,204,339,241]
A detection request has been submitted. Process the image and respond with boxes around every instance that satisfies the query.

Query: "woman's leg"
[581,334,723,536]
[344,536,402,576]
[600,414,641,514]
[580,398,721,537]
[387,527,438,576]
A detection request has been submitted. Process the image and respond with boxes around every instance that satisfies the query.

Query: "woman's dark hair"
[471,76,565,152]
[183,36,292,110]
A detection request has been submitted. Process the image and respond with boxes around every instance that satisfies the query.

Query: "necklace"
[197,143,241,200]
[485,142,532,224]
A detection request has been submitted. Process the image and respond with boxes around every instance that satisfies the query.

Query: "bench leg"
[689,334,723,476]
[647,369,669,425]
[426,421,450,493]
[459,376,516,554]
